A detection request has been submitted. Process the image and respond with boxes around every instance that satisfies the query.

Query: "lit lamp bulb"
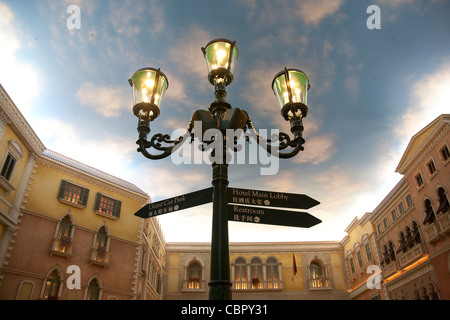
[142,88,148,102]
[145,79,154,88]
[294,88,301,103]
[283,92,289,105]
[216,49,226,64]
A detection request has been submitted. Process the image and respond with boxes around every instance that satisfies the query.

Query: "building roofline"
[42,149,149,198]
[0,84,46,155]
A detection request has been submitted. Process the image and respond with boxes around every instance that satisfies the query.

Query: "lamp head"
[202,39,238,86]
[129,67,169,122]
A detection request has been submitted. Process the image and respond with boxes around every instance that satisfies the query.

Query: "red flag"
[293,253,297,275]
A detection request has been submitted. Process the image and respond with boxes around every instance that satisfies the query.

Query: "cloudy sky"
[1,0,449,243]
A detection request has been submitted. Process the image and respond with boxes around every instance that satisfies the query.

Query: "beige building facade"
[164,242,349,300]
[136,218,166,300]
[342,213,386,300]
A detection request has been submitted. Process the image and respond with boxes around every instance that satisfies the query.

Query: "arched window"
[388,240,396,261]
[186,261,202,289]
[422,286,430,300]
[382,244,390,264]
[423,199,436,225]
[91,226,110,265]
[411,221,422,244]
[53,215,73,254]
[436,187,449,215]
[310,261,328,288]
[96,226,108,249]
[43,270,61,300]
[405,226,414,248]
[87,278,100,300]
[151,262,157,287]
[397,231,407,253]
[430,283,440,300]
[233,257,248,289]
[266,257,280,289]
[250,257,263,289]
[414,289,421,300]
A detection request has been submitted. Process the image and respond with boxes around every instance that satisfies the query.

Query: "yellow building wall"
[230,253,304,291]
[282,253,304,291]
[0,126,30,215]
[167,254,180,293]
[24,160,145,242]
[330,252,345,290]
[343,221,374,254]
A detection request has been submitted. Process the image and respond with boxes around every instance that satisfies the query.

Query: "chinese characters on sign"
[227,204,321,228]
[134,188,213,219]
[134,186,321,229]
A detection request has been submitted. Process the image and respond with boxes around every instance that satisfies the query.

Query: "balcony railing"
[308,277,331,290]
[397,243,426,269]
[182,279,207,292]
[232,280,283,291]
[423,212,450,244]
[382,260,399,279]
[88,247,110,267]
[50,237,73,258]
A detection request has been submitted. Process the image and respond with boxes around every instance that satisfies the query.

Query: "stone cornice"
[396,115,450,175]
[0,85,45,155]
[36,155,149,203]
[166,241,344,253]
[370,178,408,223]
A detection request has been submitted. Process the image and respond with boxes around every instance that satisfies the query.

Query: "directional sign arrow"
[228,204,322,228]
[228,187,320,210]
[134,187,213,219]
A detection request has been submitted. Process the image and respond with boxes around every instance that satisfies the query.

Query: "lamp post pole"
[209,161,232,299]
[208,76,234,299]
[128,38,311,301]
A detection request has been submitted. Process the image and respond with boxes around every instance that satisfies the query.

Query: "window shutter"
[113,200,122,218]
[94,192,102,211]
[58,180,68,199]
[81,188,90,207]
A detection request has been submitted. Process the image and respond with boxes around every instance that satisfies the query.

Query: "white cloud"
[313,165,369,210]
[168,26,214,82]
[109,0,144,37]
[109,0,165,37]
[238,0,344,27]
[0,2,41,118]
[377,0,415,6]
[134,163,210,200]
[33,117,137,180]
[240,62,286,121]
[294,134,337,165]
[395,61,450,146]
[76,82,129,118]
[296,0,345,26]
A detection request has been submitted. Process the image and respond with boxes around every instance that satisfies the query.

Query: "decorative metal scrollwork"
[136,106,306,161]
[137,132,186,160]
[243,111,305,159]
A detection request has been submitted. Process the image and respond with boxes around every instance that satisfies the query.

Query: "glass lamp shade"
[202,39,238,86]
[129,68,169,121]
[272,68,310,109]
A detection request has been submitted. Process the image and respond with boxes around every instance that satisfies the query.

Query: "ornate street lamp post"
[129,39,311,300]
